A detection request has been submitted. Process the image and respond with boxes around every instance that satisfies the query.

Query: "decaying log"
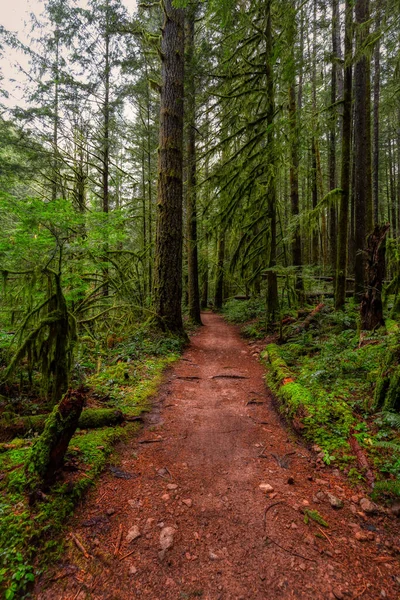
[288,303,325,338]
[25,388,85,495]
[0,408,125,442]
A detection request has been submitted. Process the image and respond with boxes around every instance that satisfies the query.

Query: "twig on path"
[271,451,296,469]
[73,587,83,600]
[263,501,285,528]
[119,548,137,561]
[114,524,123,557]
[96,491,108,504]
[246,399,265,405]
[70,533,90,559]
[138,439,164,444]
[263,501,317,563]
[265,536,316,562]
[353,584,367,599]
[258,446,268,458]
[317,526,332,546]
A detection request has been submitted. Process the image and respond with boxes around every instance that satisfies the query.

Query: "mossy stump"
[25,388,85,497]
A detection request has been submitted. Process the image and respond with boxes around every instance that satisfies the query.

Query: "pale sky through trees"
[0,0,138,109]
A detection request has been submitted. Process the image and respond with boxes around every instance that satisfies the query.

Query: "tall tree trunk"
[102,6,111,296]
[373,3,382,225]
[354,0,373,300]
[153,0,185,335]
[185,6,202,325]
[329,0,339,275]
[288,1,303,298]
[335,0,353,309]
[265,0,279,320]
[52,30,60,202]
[311,0,319,268]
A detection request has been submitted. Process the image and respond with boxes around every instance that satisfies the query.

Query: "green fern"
[382,411,400,429]
[374,440,400,453]
[373,480,400,498]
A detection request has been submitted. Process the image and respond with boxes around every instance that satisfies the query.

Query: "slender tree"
[335,0,353,309]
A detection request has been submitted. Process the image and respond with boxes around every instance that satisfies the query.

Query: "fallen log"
[288,303,325,338]
[305,291,353,299]
[0,407,125,442]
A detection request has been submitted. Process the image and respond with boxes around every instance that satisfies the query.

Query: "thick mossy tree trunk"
[354,0,373,300]
[185,6,202,326]
[265,0,279,321]
[360,223,389,330]
[153,0,185,335]
[25,388,85,496]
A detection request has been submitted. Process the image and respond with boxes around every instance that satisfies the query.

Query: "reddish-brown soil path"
[36,313,400,600]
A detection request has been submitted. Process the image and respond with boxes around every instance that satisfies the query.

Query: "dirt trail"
[37,313,400,600]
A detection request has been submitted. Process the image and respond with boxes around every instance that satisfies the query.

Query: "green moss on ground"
[261,309,400,498]
[0,334,181,598]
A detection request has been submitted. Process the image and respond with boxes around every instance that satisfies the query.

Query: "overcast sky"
[1,0,138,109]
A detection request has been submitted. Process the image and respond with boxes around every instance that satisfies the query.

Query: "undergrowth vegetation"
[0,326,182,598]
[226,297,400,503]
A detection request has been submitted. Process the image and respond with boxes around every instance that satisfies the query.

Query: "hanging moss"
[3,270,77,407]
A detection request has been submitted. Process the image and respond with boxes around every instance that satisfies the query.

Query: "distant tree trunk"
[102,7,111,296]
[389,137,397,237]
[265,0,279,320]
[354,0,373,300]
[311,0,319,268]
[288,1,303,298]
[214,231,225,310]
[201,232,209,309]
[360,223,389,330]
[153,0,185,335]
[52,30,60,202]
[185,7,202,325]
[335,0,353,309]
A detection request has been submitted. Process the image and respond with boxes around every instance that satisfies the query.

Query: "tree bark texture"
[288,1,303,299]
[214,231,225,310]
[335,0,353,310]
[354,0,373,299]
[360,223,389,330]
[265,0,279,320]
[185,7,202,325]
[153,0,185,334]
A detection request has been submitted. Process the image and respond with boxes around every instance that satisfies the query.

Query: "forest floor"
[35,313,400,600]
